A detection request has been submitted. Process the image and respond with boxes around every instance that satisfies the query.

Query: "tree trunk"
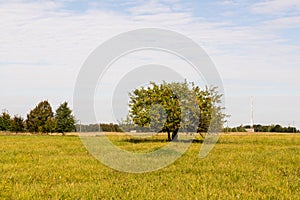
[167,131,171,141]
[199,132,205,139]
[172,128,179,141]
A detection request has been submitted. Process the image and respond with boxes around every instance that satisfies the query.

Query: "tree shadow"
[122,138,167,143]
[191,139,204,143]
[122,137,204,144]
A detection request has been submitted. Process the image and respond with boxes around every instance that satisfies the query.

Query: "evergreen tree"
[26,100,54,133]
[55,102,76,134]
[10,115,25,133]
[0,112,11,131]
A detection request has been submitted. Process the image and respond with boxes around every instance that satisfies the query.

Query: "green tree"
[55,102,76,134]
[128,81,225,141]
[196,86,226,133]
[10,115,25,133]
[129,82,181,141]
[0,112,11,131]
[26,100,54,133]
[43,117,57,133]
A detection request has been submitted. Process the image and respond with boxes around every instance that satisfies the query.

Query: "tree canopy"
[25,100,55,133]
[55,102,76,134]
[10,115,25,133]
[0,112,11,131]
[128,81,226,141]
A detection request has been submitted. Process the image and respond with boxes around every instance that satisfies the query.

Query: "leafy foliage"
[128,81,226,141]
[55,102,76,134]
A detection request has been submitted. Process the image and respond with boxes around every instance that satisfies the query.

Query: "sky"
[0,0,300,128]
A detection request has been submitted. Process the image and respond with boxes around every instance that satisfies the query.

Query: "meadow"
[0,133,299,199]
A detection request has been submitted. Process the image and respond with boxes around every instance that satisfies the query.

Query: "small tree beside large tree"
[55,102,76,135]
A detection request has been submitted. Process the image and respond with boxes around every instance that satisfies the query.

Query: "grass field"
[0,133,299,199]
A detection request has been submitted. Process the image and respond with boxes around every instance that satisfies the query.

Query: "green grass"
[0,134,299,199]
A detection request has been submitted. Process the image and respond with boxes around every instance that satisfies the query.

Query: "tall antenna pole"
[79,120,81,133]
[250,96,254,129]
[293,120,295,133]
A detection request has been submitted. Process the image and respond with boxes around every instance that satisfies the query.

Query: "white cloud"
[216,0,240,6]
[261,16,300,29]
[127,1,172,15]
[0,2,133,65]
[252,0,300,14]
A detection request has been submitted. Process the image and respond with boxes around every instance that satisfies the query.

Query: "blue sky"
[0,0,300,128]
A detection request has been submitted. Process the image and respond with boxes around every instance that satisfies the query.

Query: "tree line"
[224,124,299,133]
[0,100,76,134]
[75,123,123,132]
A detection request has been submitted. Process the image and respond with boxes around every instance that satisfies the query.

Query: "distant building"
[245,128,255,133]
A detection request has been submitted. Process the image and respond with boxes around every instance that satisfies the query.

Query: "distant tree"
[0,112,11,131]
[26,100,54,133]
[118,116,138,132]
[236,125,246,132]
[76,123,123,132]
[55,102,76,134]
[286,126,297,133]
[223,125,246,132]
[113,124,123,132]
[253,124,268,132]
[10,115,25,133]
[271,124,283,132]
